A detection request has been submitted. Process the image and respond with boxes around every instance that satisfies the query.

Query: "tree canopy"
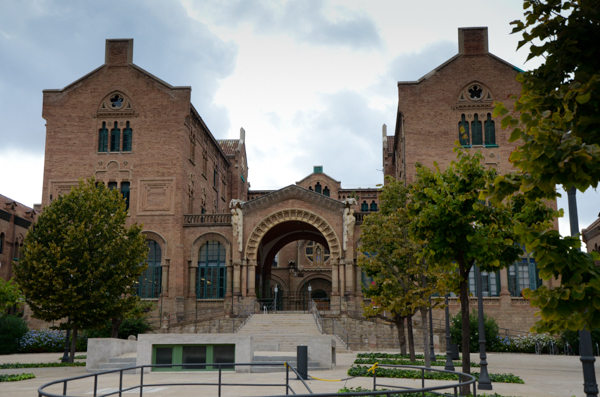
[408,149,530,382]
[0,277,24,313]
[483,0,600,334]
[15,178,148,361]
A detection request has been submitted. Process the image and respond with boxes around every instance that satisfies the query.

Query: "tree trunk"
[459,268,471,396]
[111,318,123,338]
[407,315,416,362]
[421,307,430,368]
[394,316,407,356]
[69,325,78,363]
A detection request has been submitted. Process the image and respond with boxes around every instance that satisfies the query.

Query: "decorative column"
[345,260,354,295]
[248,259,256,297]
[331,258,339,296]
[161,259,170,297]
[233,260,241,297]
[354,265,363,297]
[225,264,233,298]
[499,266,511,309]
[339,259,346,298]
[241,259,248,297]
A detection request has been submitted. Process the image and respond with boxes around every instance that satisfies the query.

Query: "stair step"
[109,357,137,364]
[98,362,137,370]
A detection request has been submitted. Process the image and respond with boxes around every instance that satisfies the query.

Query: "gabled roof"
[296,172,340,185]
[242,184,344,214]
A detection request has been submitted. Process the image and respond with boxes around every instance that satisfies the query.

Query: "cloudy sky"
[0,0,597,244]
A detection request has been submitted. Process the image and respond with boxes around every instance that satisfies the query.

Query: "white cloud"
[0,149,44,207]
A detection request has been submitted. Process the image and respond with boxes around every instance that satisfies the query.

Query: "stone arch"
[190,231,232,266]
[268,273,289,292]
[141,230,168,262]
[455,79,494,102]
[97,90,134,112]
[245,208,341,261]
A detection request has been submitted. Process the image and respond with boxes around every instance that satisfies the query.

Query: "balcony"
[184,213,232,227]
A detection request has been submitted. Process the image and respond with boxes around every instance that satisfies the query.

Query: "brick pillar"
[233,260,241,296]
[354,265,363,297]
[161,260,170,297]
[188,261,196,298]
[339,259,346,297]
[248,260,256,297]
[499,267,510,296]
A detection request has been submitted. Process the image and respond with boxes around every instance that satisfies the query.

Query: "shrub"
[450,310,500,352]
[561,329,600,355]
[86,317,152,339]
[0,373,35,382]
[493,333,563,354]
[19,330,87,353]
[0,315,29,354]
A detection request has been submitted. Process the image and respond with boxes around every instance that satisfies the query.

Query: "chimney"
[458,27,488,55]
[105,39,134,66]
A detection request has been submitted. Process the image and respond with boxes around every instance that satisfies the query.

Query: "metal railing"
[37,362,312,397]
[331,318,349,350]
[309,300,324,334]
[37,362,477,397]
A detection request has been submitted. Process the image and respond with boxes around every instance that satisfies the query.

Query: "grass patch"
[348,366,524,384]
[0,362,86,369]
[357,353,458,361]
[0,373,36,382]
[57,355,86,360]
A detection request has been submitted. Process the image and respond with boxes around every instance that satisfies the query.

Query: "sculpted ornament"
[230,199,245,252]
[342,198,357,251]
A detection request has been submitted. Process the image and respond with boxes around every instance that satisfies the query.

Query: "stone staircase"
[88,353,137,374]
[237,313,348,352]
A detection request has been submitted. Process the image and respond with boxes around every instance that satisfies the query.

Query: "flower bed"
[0,373,36,382]
[19,330,87,353]
[0,362,86,369]
[354,357,480,368]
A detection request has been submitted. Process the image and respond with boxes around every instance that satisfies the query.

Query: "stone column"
[499,266,511,309]
[331,258,340,296]
[339,259,346,298]
[233,260,241,297]
[241,259,248,297]
[354,264,363,297]
[188,261,196,298]
[345,260,354,295]
[225,264,233,298]
[161,260,170,297]
[248,260,256,297]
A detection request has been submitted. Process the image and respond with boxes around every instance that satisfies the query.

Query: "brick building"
[385,27,557,331]
[0,194,37,282]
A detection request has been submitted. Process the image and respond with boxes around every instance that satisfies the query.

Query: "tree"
[408,150,527,393]
[0,277,24,313]
[485,0,600,336]
[359,178,446,366]
[14,178,148,362]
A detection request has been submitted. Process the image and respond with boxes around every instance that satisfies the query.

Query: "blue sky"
[0,0,597,244]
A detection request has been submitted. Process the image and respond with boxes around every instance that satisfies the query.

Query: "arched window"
[98,122,109,152]
[315,182,322,194]
[471,114,483,145]
[308,186,313,191]
[370,201,378,212]
[0,233,4,254]
[122,122,133,152]
[110,122,121,152]
[13,241,20,261]
[323,186,330,197]
[484,113,496,146]
[458,114,470,146]
[120,182,130,210]
[197,241,227,299]
[361,201,368,212]
[305,241,330,266]
[136,240,162,298]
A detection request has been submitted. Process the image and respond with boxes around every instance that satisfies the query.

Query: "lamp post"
[307,284,312,313]
[61,317,71,363]
[429,296,436,362]
[444,294,455,371]
[476,267,492,390]
[274,284,278,312]
[567,187,598,397]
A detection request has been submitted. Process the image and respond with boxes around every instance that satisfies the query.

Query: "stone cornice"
[242,185,344,214]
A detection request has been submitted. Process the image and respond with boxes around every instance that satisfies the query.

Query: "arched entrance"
[245,209,340,312]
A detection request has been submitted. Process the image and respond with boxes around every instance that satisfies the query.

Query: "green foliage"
[492,333,563,354]
[0,278,24,313]
[450,310,500,352]
[337,386,516,397]
[0,315,28,355]
[14,178,149,349]
[357,352,454,360]
[484,1,600,335]
[561,328,600,355]
[354,357,479,368]
[0,362,85,369]
[19,329,87,353]
[347,365,524,383]
[0,373,36,382]
[86,317,153,339]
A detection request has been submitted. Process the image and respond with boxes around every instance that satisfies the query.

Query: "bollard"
[296,345,308,380]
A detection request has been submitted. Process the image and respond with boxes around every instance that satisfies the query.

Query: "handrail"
[233,300,256,332]
[37,362,476,397]
[331,318,349,350]
[37,361,313,397]
[309,300,324,334]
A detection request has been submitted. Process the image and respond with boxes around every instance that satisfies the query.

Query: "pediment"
[242,185,344,214]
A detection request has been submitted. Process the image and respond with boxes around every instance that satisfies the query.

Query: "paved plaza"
[1,350,597,397]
